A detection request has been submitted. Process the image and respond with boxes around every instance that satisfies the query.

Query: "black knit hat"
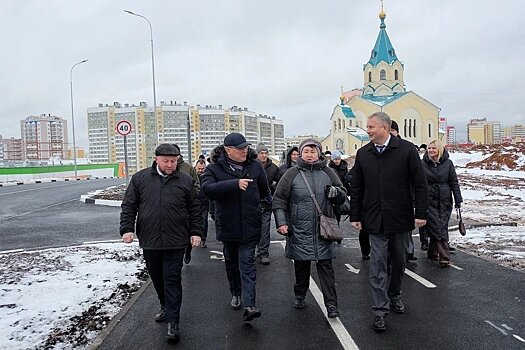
[155,143,180,156]
[391,120,399,133]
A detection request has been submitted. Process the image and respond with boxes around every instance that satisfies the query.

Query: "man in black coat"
[201,133,271,322]
[255,143,279,265]
[350,112,428,333]
[120,144,203,343]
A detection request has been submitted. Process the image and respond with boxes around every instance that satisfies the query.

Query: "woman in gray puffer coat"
[272,139,346,318]
[422,139,462,267]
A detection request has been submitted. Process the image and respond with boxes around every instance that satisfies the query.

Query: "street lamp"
[70,59,88,178]
[124,10,158,146]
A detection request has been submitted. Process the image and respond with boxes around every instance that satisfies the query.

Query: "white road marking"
[345,263,360,274]
[210,250,224,261]
[280,242,359,350]
[485,320,508,335]
[513,334,525,342]
[449,263,463,271]
[404,269,437,288]
[501,324,513,331]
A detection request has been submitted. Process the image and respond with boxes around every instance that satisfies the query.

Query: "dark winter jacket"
[197,173,210,211]
[329,158,351,193]
[119,162,203,250]
[422,150,462,241]
[350,137,429,234]
[260,158,280,211]
[277,146,299,180]
[201,146,271,243]
[178,157,200,194]
[272,157,346,261]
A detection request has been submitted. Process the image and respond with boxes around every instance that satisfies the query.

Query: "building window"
[395,70,399,80]
[368,72,372,82]
[380,70,386,80]
[408,119,412,138]
[428,123,432,138]
[333,120,337,130]
[413,119,416,137]
[338,119,341,130]
[404,119,407,136]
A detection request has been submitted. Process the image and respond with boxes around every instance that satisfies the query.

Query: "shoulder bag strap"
[299,169,323,216]
[456,208,462,220]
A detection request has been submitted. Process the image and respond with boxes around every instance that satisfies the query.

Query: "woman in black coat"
[422,140,462,267]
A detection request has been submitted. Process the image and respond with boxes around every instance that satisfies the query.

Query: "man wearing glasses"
[201,133,271,322]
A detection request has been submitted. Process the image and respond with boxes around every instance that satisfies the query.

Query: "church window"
[338,119,341,130]
[408,119,412,137]
[349,120,352,127]
[333,120,337,130]
[368,72,372,82]
[413,119,416,137]
[395,70,399,80]
[404,119,407,136]
[380,70,386,80]
[428,123,432,138]
[342,120,345,129]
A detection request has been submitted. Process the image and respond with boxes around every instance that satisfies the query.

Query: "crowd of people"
[119,111,462,343]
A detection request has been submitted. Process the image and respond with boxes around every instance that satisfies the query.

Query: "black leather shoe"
[390,299,405,314]
[155,306,166,322]
[407,254,418,261]
[372,316,386,332]
[230,296,242,310]
[327,305,340,318]
[293,296,305,309]
[166,322,180,343]
[184,253,191,264]
[243,306,261,321]
[362,255,371,260]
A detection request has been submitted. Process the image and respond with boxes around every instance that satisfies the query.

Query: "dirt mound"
[453,142,525,171]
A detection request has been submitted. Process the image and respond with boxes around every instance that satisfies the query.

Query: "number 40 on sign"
[116,120,132,136]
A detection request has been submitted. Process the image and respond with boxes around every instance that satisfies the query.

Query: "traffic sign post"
[116,121,132,186]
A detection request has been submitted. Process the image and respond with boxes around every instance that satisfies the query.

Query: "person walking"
[421,139,463,267]
[277,146,299,180]
[201,132,271,322]
[255,143,280,265]
[120,143,203,343]
[194,159,210,248]
[273,139,346,318]
[350,112,428,332]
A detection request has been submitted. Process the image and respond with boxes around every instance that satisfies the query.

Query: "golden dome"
[379,9,386,19]
[339,94,345,103]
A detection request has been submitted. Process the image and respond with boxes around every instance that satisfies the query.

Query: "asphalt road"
[0,179,124,251]
[1,182,523,349]
[99,219,525,350]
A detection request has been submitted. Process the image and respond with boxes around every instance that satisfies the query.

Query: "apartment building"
[88,102,285,173]
[2,137,23,161]
[20,114,69,160]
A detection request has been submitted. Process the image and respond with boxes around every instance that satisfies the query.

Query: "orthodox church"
[322,6,440,155]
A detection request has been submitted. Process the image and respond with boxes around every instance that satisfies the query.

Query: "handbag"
[299,170,344,242]
[456,208,466,236]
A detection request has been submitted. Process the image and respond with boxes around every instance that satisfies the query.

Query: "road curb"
[88,278,152,349]
[80,195,122,207]
[0,177,120,187]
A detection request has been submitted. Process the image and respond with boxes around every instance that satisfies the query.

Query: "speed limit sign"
[116,120,132,136]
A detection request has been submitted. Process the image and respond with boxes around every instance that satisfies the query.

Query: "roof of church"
[347,127,370,141]
[367,12,398,67]
[341,105,356,118]
[361,91,407,106]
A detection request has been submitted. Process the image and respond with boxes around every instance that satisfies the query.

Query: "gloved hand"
[455,203,461,209]
[263,194,273,205]
[325,185,339,199]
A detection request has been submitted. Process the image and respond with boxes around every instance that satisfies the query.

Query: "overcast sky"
[1,0,524,149]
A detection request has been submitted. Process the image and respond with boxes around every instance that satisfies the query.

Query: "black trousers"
[143,249,185,323]
[294,259,337,307]
[223,240,258,307]
[359,229,370,256]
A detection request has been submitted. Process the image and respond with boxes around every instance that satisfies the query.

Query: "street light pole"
[70,59,88,178]
[124,10,158,146]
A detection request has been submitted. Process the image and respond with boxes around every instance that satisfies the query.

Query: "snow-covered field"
[0,146,524,349]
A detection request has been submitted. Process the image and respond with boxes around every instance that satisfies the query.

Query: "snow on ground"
[0,242,146,349]
[1,146,524,349]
